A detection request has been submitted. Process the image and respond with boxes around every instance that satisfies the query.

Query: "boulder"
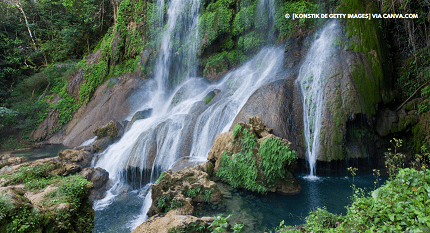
[79,167,109,200]
[58,149,92,168]
[0,154,27,168]
[131,211,213,233]
[92,137,113,152]
[125,108,153,132]
[375,109,398,136]
[147,165,222,217]
[93,120,121,139]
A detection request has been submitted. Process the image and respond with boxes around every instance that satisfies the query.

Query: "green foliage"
[210,214,231,233]
[204,189,212,202]
[418,103,429,114]
[304,207,339,232]
[167,221,208,233]
[385,138,406,180]
[6,163,53,187]
[232,124,242,138]
[398,49,430,100]
[259,137,297,184]
[217,124,298,194]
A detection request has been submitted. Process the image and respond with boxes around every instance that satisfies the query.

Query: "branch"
[396,81,430,112]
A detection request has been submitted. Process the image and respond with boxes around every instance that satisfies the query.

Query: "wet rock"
[92,137,113,153]
[79,167,109,200]
[204,89,220,104]
[147,166,222,217]
[231,79,304,159]
[58,149,92,168]
[125,108,153,131]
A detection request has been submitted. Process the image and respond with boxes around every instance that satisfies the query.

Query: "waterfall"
[297,21,340,179]
[92,0,285,228]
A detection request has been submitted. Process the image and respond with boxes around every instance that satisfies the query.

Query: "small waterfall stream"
[296,21,340,179]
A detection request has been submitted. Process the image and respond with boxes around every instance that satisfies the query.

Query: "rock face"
[208,116,300,195]
[46,71,149,147]
[231,79,304,159]
[0,157,94,232]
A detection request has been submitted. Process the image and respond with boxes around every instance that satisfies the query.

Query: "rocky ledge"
[0,149,109,232]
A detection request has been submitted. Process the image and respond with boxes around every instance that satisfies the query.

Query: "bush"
[217,123,297,194]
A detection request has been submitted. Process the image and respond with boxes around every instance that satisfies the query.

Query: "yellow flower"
[412,187,418,192]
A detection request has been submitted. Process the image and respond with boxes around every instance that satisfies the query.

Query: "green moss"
[340,0,391,104]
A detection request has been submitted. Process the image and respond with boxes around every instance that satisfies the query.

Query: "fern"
[259,137,297,185]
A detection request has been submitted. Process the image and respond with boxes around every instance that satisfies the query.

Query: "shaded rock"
[203,89,221,104]
[147,166,222,217]
[131,211,213,233]
[66,69,84,96]
[125,108,153,131]
[30,110,60,141]
[79,167,109,200]
[58,149,92,168]
[131,108,153,123]
[375,109,398,136]
[92,137,113,153]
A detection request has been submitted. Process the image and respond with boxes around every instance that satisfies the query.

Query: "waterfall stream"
[296,21,340,179]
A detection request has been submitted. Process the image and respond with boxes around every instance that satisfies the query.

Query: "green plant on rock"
[204,189,212,202]
[259,137,297,184]
[217,123,297,194]
[304,207,339,232]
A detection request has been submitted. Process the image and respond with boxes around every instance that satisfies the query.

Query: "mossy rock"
[93,120,120,139]
[0,160,94,232]
[147,166,222,217]
[209,117,300,194]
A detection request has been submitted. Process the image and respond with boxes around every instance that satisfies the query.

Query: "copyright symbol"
[285,14,290,18]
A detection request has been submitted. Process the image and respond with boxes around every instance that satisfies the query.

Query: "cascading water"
[92,0,284,230]
[296,21,340,179]
[93,47,285,231]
